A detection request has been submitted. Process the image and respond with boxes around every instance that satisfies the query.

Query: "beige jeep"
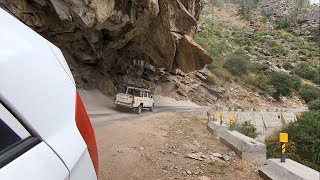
[115,85,154,114]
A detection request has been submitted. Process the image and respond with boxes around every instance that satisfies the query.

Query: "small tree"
[269,72,296,100]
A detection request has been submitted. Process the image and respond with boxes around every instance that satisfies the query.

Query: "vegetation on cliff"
[196,0,319,103]
[199,0,320,171]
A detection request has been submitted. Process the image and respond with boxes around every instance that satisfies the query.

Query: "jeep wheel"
[136,105,142,114]
[150,104,154,112]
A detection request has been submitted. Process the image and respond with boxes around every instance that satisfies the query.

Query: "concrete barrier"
[207,121,228,137]
[259,159,320,180]
[219,130,267,166]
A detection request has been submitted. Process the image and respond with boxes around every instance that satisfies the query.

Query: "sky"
[310,0,320,4]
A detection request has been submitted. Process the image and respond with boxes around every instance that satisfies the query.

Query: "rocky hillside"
[259,0,320,40]
[194,0,319,108]
[0,0,212,93]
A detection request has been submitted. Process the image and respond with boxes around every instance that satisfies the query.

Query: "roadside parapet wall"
[206,121,228,137]
[207,121,320,179]
[259,159,320,180]
[206,109,297,142]
[207,121,266,166]
[219,130,267,166]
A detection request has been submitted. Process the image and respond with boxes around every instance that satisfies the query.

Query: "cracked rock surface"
[0,0,212,91]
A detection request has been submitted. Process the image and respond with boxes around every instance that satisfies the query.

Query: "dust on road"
[95,111,261,180]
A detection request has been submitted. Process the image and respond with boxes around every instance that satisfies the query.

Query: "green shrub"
[299,49,308,56]
[235,121,258,138]
[268,43,288,56]
[266,111,320,171]
[253,31,269,43]
[294,63,318,80]
[244,46,252,52]
[269,72,297,99]
[312,74,320,85]
[236,0,259,20]
[224,51,250,75]
[232,37,242,45]
[238,4,251,20]
[206,75,218,85]
[209,0,225,7]
[275,17,290,29]
[213,68,232,82]
[232,37,253,46]
[308,99,320,111]
[300,85,320,103]
[209,59,228,82]
[282,62,294,70]
[242,73,273,93]
[195,21,231,59]
[277,30,294,40]
[291,75,302,91]
[249,62,270,73]
[299,55,308,61]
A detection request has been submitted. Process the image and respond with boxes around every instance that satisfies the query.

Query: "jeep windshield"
[126,87,142,96]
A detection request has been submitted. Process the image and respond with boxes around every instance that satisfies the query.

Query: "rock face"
[259,0,320,40]
[0,0,212,90]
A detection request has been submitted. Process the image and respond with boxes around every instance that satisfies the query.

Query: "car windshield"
[126,88,141,96]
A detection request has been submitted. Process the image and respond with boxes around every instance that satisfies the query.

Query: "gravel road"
[79,89,261,180]
[78,89,202,127]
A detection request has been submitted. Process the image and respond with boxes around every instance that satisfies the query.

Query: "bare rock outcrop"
[0,0,212,90]
[175,35,212,72]
[259,0,320,40]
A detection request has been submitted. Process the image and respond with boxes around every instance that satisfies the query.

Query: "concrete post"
[213,112,217,122]
[220,112,224,125]
[229,115,235,130]
[279,133,288,163]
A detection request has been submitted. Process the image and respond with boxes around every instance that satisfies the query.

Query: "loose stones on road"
[199,176,211,180]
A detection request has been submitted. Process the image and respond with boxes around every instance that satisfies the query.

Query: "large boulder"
[175,35,212,73]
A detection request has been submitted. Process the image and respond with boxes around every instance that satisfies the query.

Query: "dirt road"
[78,89,201,127]
[79,90,261,180]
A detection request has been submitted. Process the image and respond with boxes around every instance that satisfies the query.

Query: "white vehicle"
[0,8,98,180]
[115,85,154,114]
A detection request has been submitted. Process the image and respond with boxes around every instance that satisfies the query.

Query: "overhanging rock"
[175,35,212,73]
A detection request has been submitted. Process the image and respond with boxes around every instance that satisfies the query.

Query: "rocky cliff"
[0,0,212,93]
[259,0,320,40]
